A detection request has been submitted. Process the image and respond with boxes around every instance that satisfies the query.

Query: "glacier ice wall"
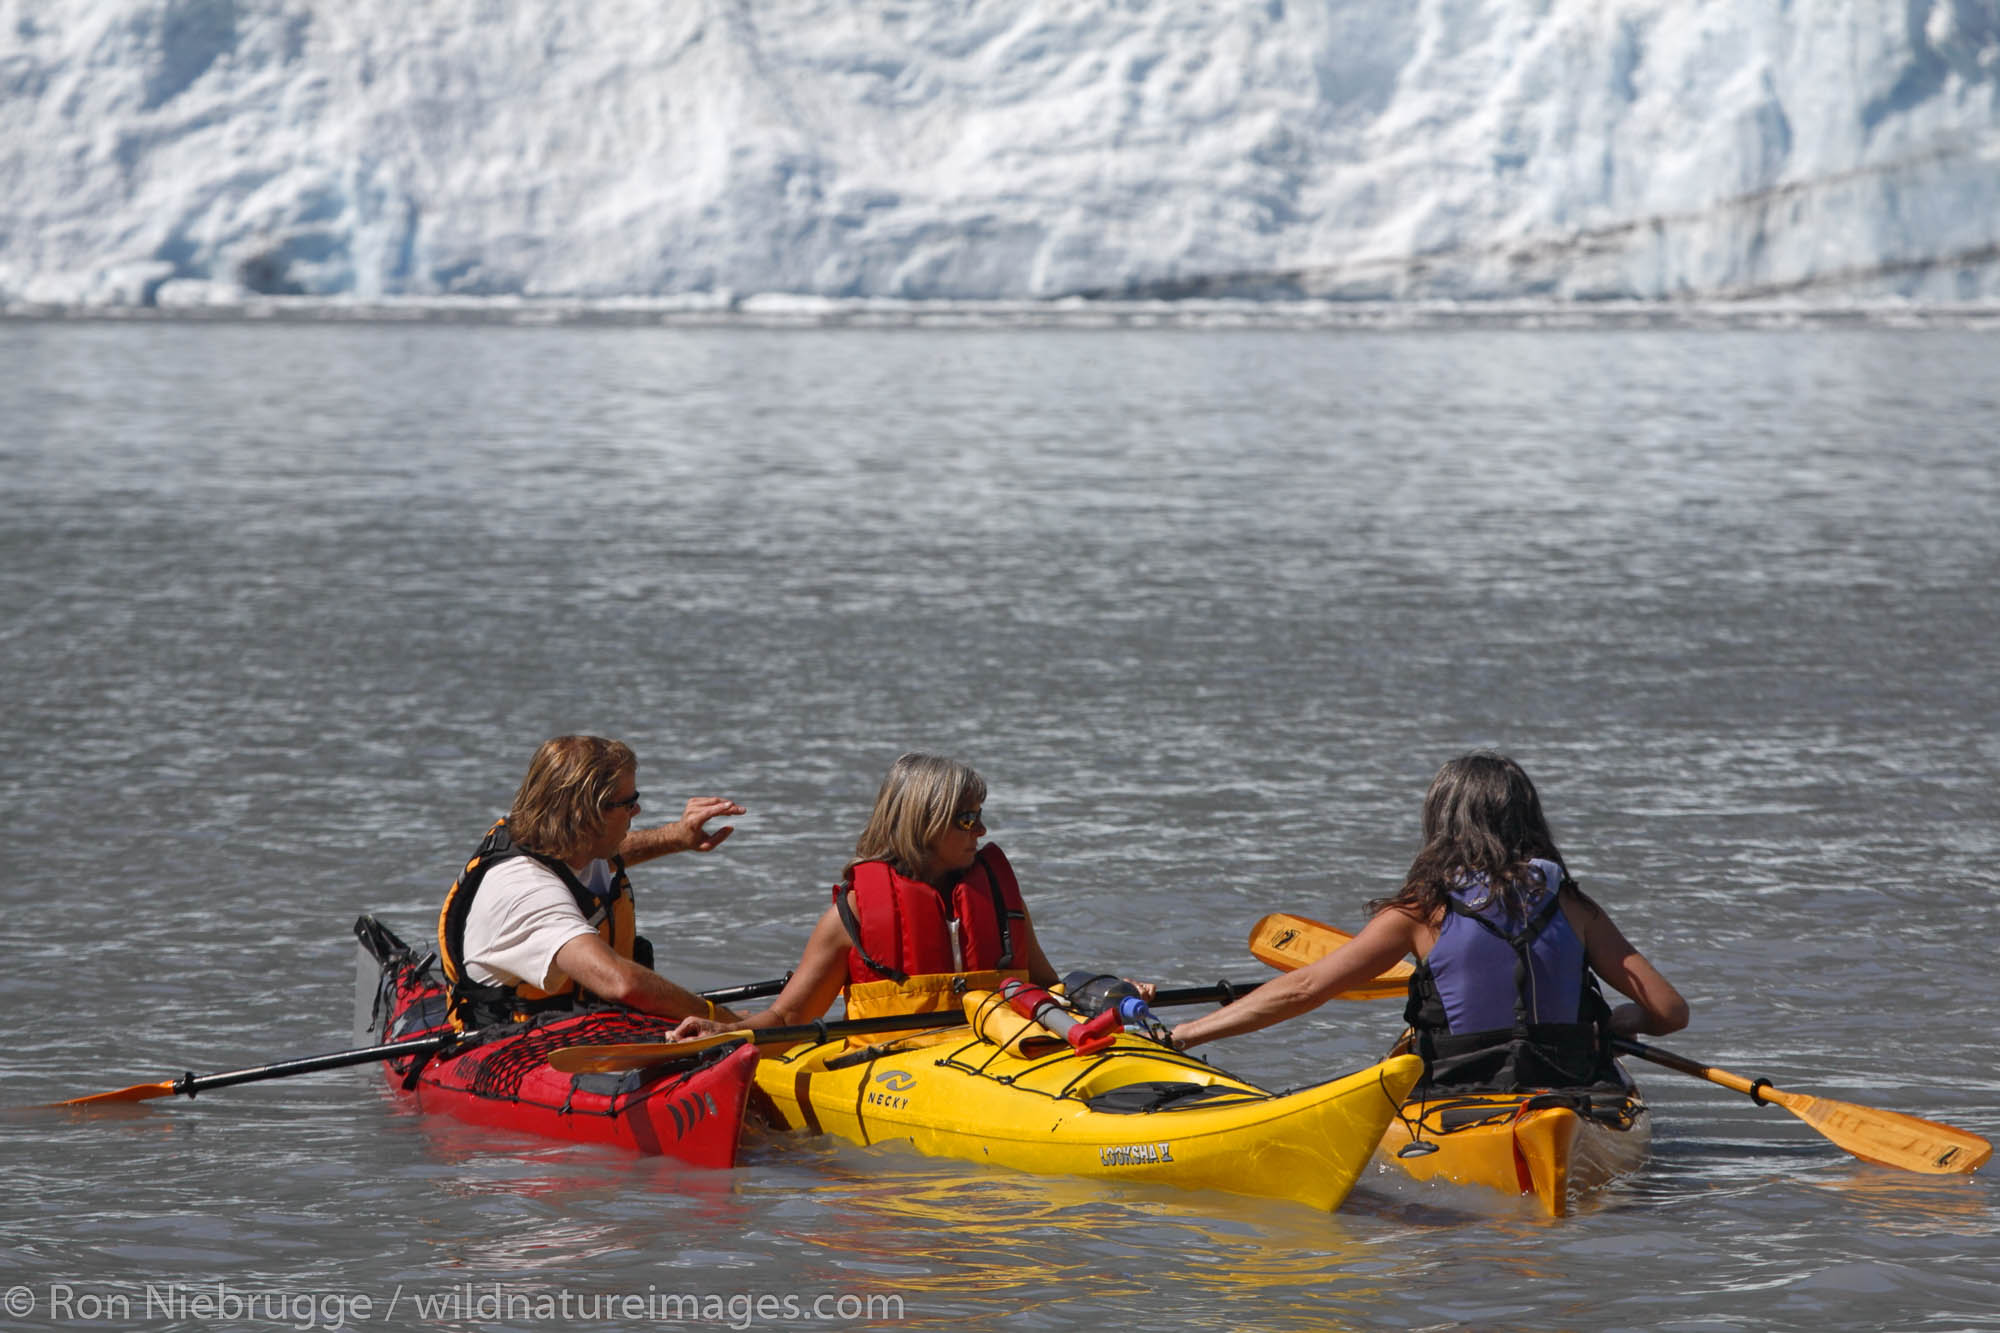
[2,0,1998,306]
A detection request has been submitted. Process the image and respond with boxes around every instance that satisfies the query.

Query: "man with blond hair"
[436,735,746,1029]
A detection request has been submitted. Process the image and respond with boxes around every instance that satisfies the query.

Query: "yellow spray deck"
[753,1024,1423,1213]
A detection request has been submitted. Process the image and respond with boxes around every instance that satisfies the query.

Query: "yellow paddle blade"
[547,1032,751,1075]
[1764,1088,1991,1175]
[52,1081,180,1107]
[1247,912,1413,999]
[1616,1039,1992,1176]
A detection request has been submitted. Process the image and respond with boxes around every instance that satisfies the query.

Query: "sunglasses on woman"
[950,807,982,831]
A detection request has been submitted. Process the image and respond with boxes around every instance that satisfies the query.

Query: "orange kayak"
[1378,1060,1649,1216]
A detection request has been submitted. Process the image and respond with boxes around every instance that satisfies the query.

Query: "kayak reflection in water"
[1172,751,1689,1094]
[437,735,749,1031]
[674,752,1141,1039]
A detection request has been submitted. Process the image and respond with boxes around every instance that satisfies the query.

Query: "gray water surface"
[2,320,1996,1331]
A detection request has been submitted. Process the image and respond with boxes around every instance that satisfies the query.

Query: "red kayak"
[355,916,756,1166]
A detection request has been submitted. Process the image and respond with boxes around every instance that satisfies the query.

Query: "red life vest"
[835,843,1027,985]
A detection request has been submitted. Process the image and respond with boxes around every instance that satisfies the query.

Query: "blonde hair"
[506,736,636,861]
[845,753,986,884]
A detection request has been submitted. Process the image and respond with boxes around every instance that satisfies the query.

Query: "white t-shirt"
[461,856,618,991]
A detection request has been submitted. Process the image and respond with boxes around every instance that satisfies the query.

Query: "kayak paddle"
[51,975,792,1108]
[549,1009,972,1073]
[1614,1039,1992,1175]
[1253,913,1993,1176]
[53,1035,457,1106]
[1247,912,1414,998]
[548,978,1275,1074]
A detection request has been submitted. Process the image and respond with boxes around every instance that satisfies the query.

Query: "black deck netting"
[461,1010,689,1101]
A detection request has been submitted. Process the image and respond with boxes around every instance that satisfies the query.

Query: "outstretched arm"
[619,796,745,867]
[1170,908,1423,1050]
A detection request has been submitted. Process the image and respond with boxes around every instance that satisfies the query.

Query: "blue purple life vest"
[1427,858,1586,1033]
[1402,858,1616,1091]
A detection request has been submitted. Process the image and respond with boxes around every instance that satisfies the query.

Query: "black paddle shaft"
[172,1035,452,1098]
[1152,980,1265,1008]
[700,975,791,1006]
[172,974,790,1097]
[755,980,1268,1047]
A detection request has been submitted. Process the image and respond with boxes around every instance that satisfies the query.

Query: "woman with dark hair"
[1170,752,1687,1090]
[677,752,1064,1036]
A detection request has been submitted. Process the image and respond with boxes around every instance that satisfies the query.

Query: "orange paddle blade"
[547,1033,751,1075]
[52,1082,180,1107]
[1247,912,1412,999]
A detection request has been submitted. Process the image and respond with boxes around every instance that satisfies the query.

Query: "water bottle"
[1061,970,1140,1018]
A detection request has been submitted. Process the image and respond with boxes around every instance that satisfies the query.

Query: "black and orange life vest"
[832,843,1029,1022]
[436,819,636,1030]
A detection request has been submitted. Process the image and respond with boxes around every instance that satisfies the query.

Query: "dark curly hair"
[1369,751,1568,922]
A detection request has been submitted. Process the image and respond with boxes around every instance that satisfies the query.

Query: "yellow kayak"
[1377,1062,1650,1216]
[752,1001,1423,1213]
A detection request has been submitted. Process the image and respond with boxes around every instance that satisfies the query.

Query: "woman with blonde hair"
[683,753,1062,1036]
